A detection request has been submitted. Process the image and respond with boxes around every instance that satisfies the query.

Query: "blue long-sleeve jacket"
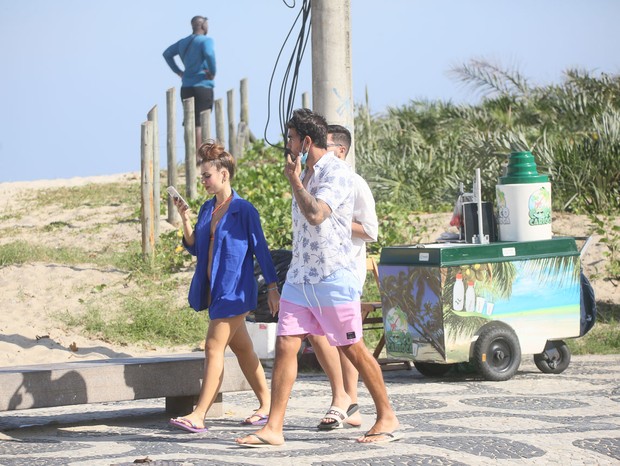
[184,190,278,319]
[163,34,216,88]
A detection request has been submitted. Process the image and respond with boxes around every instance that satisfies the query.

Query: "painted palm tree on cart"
[380,254,580,364]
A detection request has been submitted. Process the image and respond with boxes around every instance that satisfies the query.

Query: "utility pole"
[311,0,355,169]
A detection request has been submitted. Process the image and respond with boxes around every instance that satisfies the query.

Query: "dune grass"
[4,87,619,357]
[59,293,209,348]
[3,177,618,356]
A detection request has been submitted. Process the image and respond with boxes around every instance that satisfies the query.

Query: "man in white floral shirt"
[236,109,399,448]
[309,124,379,431]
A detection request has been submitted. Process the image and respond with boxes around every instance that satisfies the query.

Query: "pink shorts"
[277,268,363,346]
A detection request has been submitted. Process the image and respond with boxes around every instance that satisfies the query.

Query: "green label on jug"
[528,186,552,225]
[496,190,510,224]
[497,185,551,227]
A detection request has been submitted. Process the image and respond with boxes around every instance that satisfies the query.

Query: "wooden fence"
[140,78,254,262]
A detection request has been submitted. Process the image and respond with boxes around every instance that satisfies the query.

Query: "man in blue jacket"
[163,15,216,157]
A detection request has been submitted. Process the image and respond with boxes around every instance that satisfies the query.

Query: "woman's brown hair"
[197,139,236,180]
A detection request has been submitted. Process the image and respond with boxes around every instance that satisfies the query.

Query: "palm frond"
[448,58,530,99]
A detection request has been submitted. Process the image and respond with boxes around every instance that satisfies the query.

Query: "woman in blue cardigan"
[169,140,280,433]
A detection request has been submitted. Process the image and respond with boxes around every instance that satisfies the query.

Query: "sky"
[1,0,619,183]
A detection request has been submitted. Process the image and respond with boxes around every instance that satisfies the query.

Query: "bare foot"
[235,427,285,446]
[356,417,400,443]
[346,408,362,427]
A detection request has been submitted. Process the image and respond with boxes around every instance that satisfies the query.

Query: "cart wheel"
[534,340,571,374]
[473,324,521,381]
[413,362,453,377]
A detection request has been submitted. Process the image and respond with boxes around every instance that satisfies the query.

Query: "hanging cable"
[263,0,312,150]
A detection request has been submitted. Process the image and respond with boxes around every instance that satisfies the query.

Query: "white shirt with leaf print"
[286,152,356,285]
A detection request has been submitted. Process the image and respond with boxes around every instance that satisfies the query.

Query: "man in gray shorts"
[236,108,399,447]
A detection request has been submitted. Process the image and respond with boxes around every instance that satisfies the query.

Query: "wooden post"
[240,78,249,128]
[237,122,249,159]
[302,92,310,109]
[227,89,237,156]
[147,105,160,240]
[365,85,372,146]
[183,97,197,200]
[166,88,180,226]
[215,98,226,148]
[141,121,155,264]
[200,109,212,143]
[240,78,255,144]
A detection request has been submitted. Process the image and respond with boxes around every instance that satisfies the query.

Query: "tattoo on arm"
[294,187,329,225]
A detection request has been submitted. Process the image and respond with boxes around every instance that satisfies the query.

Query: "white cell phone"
[167,186,188,207]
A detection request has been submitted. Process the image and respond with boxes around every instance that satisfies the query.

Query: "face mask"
[299,143,308,164]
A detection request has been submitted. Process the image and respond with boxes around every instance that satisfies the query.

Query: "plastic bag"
[450,191,475,238]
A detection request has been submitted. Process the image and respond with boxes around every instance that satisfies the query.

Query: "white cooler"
[246,321,277,359]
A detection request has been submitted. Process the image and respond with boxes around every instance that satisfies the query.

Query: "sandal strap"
[323,406,347,422]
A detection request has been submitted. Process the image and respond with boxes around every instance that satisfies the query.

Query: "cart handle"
[573,236,593,258]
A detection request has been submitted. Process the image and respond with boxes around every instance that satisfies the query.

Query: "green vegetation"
[0,241,94,267]
[5,61,618,355]
[234,141,294,250]
[567,302,620,355]
[32,182,140,210]
[59,292,209,348]
[42,221,72,232]
[354,62,620,280]
[568,324,620,355]
[355,63,620,216]
[589,215,620,280]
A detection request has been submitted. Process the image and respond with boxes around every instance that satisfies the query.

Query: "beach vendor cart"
[378,237,596,381]
[377,152,596,381]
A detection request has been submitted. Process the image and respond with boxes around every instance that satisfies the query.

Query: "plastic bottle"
[453,273,465,311]
[465,281,476,312]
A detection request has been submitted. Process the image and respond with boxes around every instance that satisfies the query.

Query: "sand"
[0,173,617,367]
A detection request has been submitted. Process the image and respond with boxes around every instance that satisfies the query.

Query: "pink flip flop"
[241,412,269,426]
[168,417,209,433]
